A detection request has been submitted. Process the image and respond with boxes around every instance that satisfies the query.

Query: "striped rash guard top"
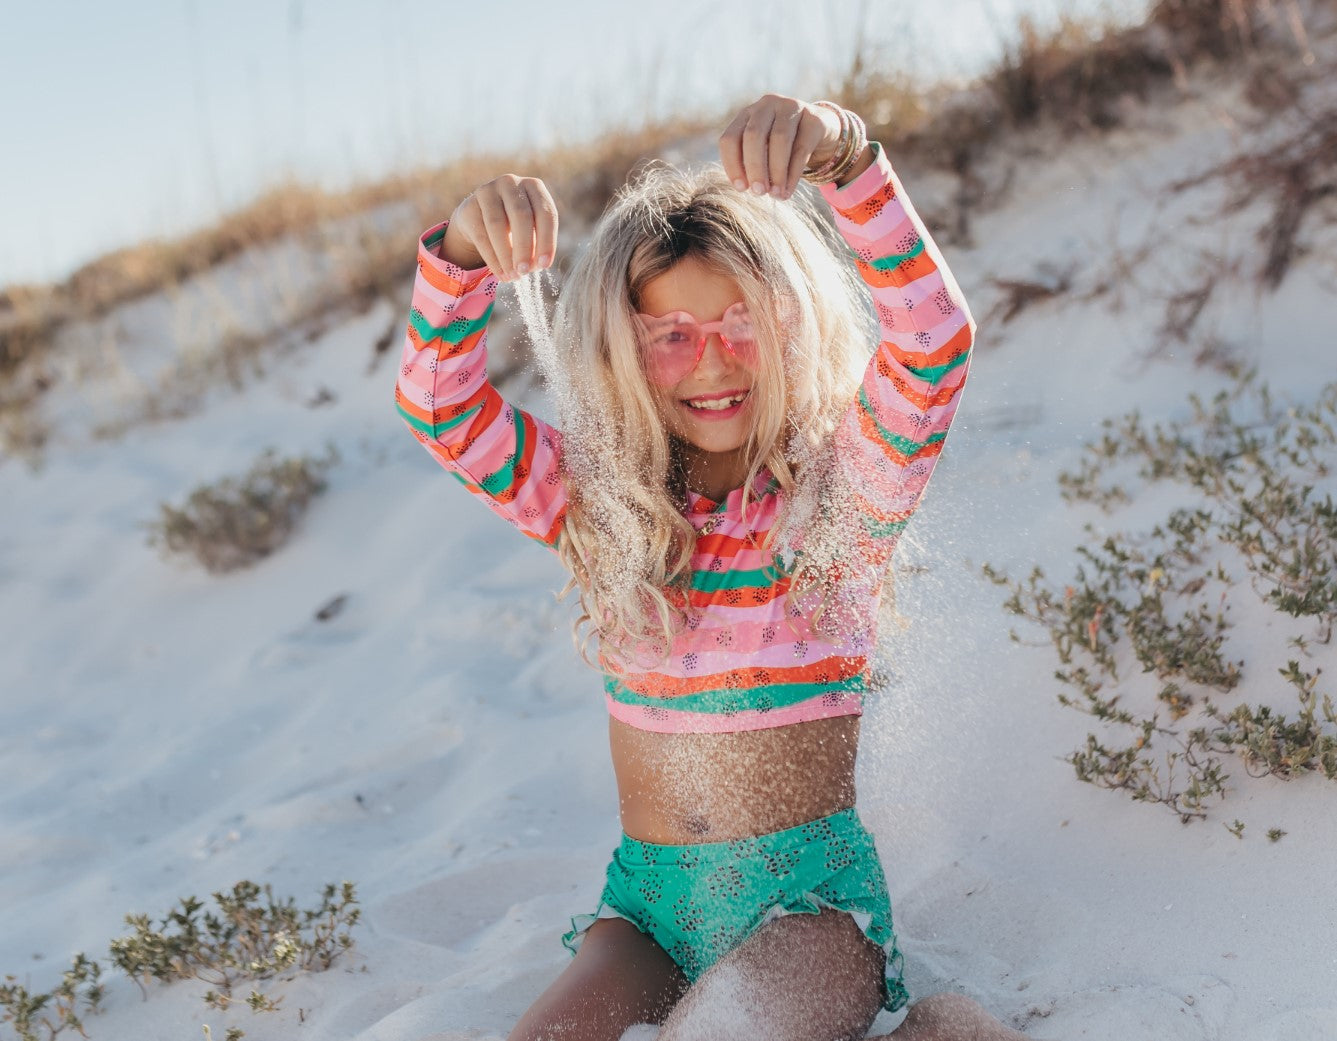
[396,143,975,734]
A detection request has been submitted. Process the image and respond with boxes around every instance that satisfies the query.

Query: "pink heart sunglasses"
[634,301,759,387]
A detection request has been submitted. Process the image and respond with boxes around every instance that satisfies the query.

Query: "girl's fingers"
[524,178,559,269]
[497,178,536,277]
[767,107,803,197]
[471,189,511,277]
[723,95,837,197]
[785,111,830,197]
[718,110,749,190]
[453,175,558,279]
[740,108,777,195]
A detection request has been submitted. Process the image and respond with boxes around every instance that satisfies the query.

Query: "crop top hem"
[604,690,863,734]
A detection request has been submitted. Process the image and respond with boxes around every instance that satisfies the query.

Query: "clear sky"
[0,0,1146,289]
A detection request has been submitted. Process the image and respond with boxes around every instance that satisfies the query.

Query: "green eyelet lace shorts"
[562,807,908,1012]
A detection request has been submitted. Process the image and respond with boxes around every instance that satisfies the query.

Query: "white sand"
[3,47,1336,1041]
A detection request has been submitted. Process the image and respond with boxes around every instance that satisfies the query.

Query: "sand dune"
[3,27,1336,1041]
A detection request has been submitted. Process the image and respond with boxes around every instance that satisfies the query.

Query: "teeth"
[687,393,746,410]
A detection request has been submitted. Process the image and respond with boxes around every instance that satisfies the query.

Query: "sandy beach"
[3,16,1336,1040]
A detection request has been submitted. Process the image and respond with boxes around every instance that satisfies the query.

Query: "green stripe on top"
[410,301,494,345]
[397,400,481,440]
[857,387,947,457]
[424,227,447,249]
[479,405,525,495]
[689,562,785,593]
[863,515,909,539]
[605,673,865,715]
[898,347,969,384]
[869,238,925,270]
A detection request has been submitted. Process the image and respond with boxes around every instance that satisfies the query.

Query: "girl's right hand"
[439,174,559,281]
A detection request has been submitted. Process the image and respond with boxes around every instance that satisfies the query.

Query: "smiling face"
[637,255,762,500]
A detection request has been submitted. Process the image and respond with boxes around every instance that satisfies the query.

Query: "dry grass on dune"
[851,0,1325,255]
[0,164,491,373]
[880,0,1319,178]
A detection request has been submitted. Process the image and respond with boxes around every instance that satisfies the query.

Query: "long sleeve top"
[396,142,975,733]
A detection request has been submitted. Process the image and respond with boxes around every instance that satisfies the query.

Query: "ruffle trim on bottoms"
[561,902,628,955]
[560,891,908,1013]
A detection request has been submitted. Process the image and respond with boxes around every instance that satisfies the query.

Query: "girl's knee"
[901,992,1024,1040]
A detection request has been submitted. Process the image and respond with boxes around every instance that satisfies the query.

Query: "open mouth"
[681,390,749,413]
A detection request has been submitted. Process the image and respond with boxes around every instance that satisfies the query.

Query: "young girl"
[397,94,1030,1041]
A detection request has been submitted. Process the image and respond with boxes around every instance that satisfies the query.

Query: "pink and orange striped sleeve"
[820,142,976,558]
[395,221,567,547]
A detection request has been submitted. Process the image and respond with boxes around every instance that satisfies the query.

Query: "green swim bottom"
[561,807,908,1012]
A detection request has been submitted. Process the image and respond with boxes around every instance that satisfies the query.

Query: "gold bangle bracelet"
[803,101,854,185]
[829,110,868,183]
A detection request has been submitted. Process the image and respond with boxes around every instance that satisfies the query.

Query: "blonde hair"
[545,161,880,666]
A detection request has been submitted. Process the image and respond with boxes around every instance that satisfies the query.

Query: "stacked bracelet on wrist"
[802,101,869,186]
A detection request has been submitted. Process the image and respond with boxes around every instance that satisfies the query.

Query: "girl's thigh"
[656,908,886,1041]
[508,916,690,1041]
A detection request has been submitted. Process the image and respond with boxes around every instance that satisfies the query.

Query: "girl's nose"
[693,333,737,378]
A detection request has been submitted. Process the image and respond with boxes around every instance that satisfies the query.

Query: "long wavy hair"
[544,161,880,667]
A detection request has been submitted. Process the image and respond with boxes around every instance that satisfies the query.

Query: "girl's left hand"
[718,94,843,201]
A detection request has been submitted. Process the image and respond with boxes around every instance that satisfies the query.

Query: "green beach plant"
[985,371,1337,822]
[1,882,358,1041]
[110,881,360,1011]
[0,955,102,1041]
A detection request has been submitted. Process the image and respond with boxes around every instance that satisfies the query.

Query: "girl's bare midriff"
[610,714,860,844]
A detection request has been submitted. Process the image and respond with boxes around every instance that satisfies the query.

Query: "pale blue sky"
[0,0,1146,288]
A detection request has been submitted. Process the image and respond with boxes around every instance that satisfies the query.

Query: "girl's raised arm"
[821,142,976,558]
[718,95,976,560]
[395,176,567,548]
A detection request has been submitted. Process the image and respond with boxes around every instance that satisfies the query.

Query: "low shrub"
[148,448,335,574]
[0,955,102,1041]
[0,881,359,1041]
[985,371,1337,823]
[109,881,360,1012]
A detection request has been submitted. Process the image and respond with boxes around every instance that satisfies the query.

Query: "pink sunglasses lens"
[638,316,702,385]
[719,303,757,366]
